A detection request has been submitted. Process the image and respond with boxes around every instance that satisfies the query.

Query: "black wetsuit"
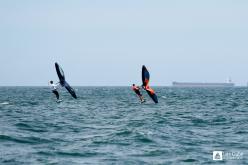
[133,87,142,96]
[52,90,59,100]
[134,90,142,96]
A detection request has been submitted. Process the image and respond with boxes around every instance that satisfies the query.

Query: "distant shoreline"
[0,86,246,87]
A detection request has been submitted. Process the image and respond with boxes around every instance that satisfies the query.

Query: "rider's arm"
[55,82,61,88]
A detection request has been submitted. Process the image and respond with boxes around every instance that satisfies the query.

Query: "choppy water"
[0,87,248,164]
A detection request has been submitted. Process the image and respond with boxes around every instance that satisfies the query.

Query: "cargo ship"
[172,80,235,87]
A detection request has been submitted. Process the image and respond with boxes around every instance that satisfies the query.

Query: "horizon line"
[0,85,247,87]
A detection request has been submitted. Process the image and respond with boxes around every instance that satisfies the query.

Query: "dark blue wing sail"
[64,81,77,99]
[55,62,77,99]
[142,65,158,103]
[142,65,150,86]
[55,62,65,85]
[146,89,158,103]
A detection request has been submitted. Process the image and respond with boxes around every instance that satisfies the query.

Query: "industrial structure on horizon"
[172,79,235,87]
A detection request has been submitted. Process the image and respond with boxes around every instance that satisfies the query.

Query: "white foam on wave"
[0,102,9,105]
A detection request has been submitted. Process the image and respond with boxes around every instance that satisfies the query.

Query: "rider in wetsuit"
[132,84,145,103]
[49,81,60,101]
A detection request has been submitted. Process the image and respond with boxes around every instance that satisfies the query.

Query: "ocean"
[0,87,247,164]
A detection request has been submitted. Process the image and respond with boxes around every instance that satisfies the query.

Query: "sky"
[0,0,248,86]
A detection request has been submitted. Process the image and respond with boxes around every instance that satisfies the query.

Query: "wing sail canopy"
[55,62,77,99]
[142,65,150,86]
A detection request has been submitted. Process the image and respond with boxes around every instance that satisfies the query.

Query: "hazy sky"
[1,0,248,86]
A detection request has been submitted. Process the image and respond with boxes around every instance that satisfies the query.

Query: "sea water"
[0,87,248,164]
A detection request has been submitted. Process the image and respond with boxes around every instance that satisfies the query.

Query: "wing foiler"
[142,65,158,103]
[55,62,77,99]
